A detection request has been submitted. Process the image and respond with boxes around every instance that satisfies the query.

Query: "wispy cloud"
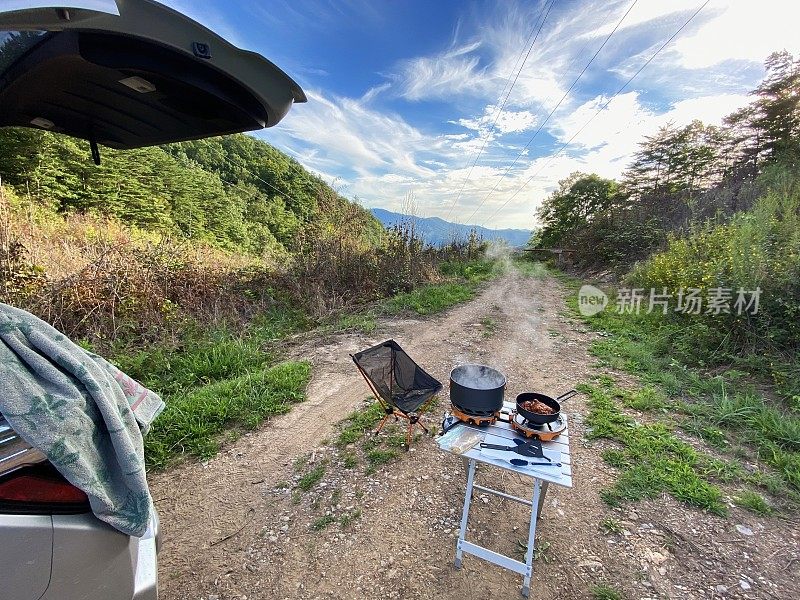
[456,105,538,135]
[246,0,784,229]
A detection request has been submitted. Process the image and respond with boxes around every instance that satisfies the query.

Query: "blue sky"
[161,0,799,229]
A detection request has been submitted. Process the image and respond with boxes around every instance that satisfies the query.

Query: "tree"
[535,173,618,248]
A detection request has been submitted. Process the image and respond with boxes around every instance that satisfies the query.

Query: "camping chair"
[351,339,442,446]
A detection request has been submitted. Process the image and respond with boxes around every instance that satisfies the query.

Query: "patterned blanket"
[0,303,164,536]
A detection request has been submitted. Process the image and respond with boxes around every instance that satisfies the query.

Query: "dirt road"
[149,269,799,600]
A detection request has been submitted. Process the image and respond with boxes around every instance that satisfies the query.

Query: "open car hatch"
[0,0,306,150]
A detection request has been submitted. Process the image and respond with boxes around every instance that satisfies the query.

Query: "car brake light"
[0,415,89,513]
[0,470,88,503]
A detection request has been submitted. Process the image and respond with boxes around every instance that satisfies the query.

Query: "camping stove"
[449,403,501,426]
[508,410,566,441]
[441,403,502,434]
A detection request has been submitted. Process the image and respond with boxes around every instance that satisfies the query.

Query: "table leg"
[537,481,549,519]
[521,479,542,598]
[455,458,476,569]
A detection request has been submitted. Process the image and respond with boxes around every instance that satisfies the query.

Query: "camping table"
[437,401,572,597]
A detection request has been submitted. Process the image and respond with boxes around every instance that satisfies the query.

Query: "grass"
[143,361,311,469]
[386,282,476,315]
[480,316,497,337]
[114,306,308,396]
[339,508,362,528]
[384,258,505,316]
[110,255,503,471]
[329,310,378,333]
[582,381,728,516]
[297,464,326,492]
[512,257,549,278]
[311,515,336,531]
[599,517,624,535]
[734,490,774,516]
[336,400,405,475]
[554,268,800,497]
[366,448,399,467]
[337,400,386,446]
[591,584,623,600]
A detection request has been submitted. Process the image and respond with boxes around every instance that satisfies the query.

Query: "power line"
[442,0,555,222]
[479,0,711,228]
[462,0,639,225]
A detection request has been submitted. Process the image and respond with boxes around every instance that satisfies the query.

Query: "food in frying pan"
[520,399,555,415]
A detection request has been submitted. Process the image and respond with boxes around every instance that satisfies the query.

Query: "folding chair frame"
[353,359,437,447]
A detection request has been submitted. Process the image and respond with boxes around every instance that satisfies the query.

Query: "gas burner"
[441,405,501,434]
[508,410,566,441]
[450,404,500,426]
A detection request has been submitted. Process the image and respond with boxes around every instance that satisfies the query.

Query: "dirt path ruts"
[150,270,800,600]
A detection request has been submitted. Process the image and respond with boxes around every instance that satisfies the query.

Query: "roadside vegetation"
[526,52,800,520]
[537,271,800,515]
[0,129,497,469]
[334,397,434,474]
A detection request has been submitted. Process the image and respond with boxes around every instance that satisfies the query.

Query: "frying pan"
[516,389,578,425]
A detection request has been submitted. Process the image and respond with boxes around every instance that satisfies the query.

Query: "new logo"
[578,285,608,316]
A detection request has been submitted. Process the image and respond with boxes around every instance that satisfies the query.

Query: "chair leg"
[417,417,430,435]
[375,413,391,435]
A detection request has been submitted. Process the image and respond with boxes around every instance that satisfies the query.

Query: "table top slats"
[437,409,574,488]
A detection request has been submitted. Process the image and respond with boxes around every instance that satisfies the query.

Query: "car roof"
[0,0,306,149]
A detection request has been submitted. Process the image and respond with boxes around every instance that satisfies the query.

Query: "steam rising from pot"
[450,364,506,390]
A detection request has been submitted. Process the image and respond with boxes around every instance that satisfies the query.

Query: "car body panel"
[1,1,120,19]
[2,414,160,600]
[0,514,53,600]
[37,512,159,600]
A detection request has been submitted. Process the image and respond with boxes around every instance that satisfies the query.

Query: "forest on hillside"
[0,129,484,353]
[533,51,799,403]
[534,51,799,267]
[0,130,382,256]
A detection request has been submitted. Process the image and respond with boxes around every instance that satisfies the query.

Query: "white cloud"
[395,47,488,101]
[255,0,782,230]
[672,0,800,68]
[268,90,444,184]
[457,105,538,134]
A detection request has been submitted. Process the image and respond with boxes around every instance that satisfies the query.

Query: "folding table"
[437,402,572,597]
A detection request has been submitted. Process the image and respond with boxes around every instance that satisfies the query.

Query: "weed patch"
[734,490,774,516]
[144,361,310,469]
[337,401,385,446]
[297,464,326,492]
[581,382,727,515]
[339,508,362,528]
[386,282,476,315]
[599,517,623,535]
[563,278,800,495]
[591,584,623,600]
[311,515,336,531]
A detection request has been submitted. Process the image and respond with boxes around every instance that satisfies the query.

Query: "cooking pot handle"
[556,389,578,402]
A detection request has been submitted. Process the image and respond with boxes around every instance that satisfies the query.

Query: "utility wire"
[462,0,639,225]
[479,0,711,228]
[442,0,555,222]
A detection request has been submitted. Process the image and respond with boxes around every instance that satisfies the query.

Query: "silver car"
[1,415,160,600]
[0,1,305,598]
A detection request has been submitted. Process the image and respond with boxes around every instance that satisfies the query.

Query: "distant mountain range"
[370,208,532,247]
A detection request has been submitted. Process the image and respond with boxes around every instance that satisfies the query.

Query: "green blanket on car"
[0,303,164,537]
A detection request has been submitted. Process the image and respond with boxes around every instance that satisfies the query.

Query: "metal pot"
[516,390,577,425]
[449,364,506,416]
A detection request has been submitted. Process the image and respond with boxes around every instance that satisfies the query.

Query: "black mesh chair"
[351,339,442,446]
